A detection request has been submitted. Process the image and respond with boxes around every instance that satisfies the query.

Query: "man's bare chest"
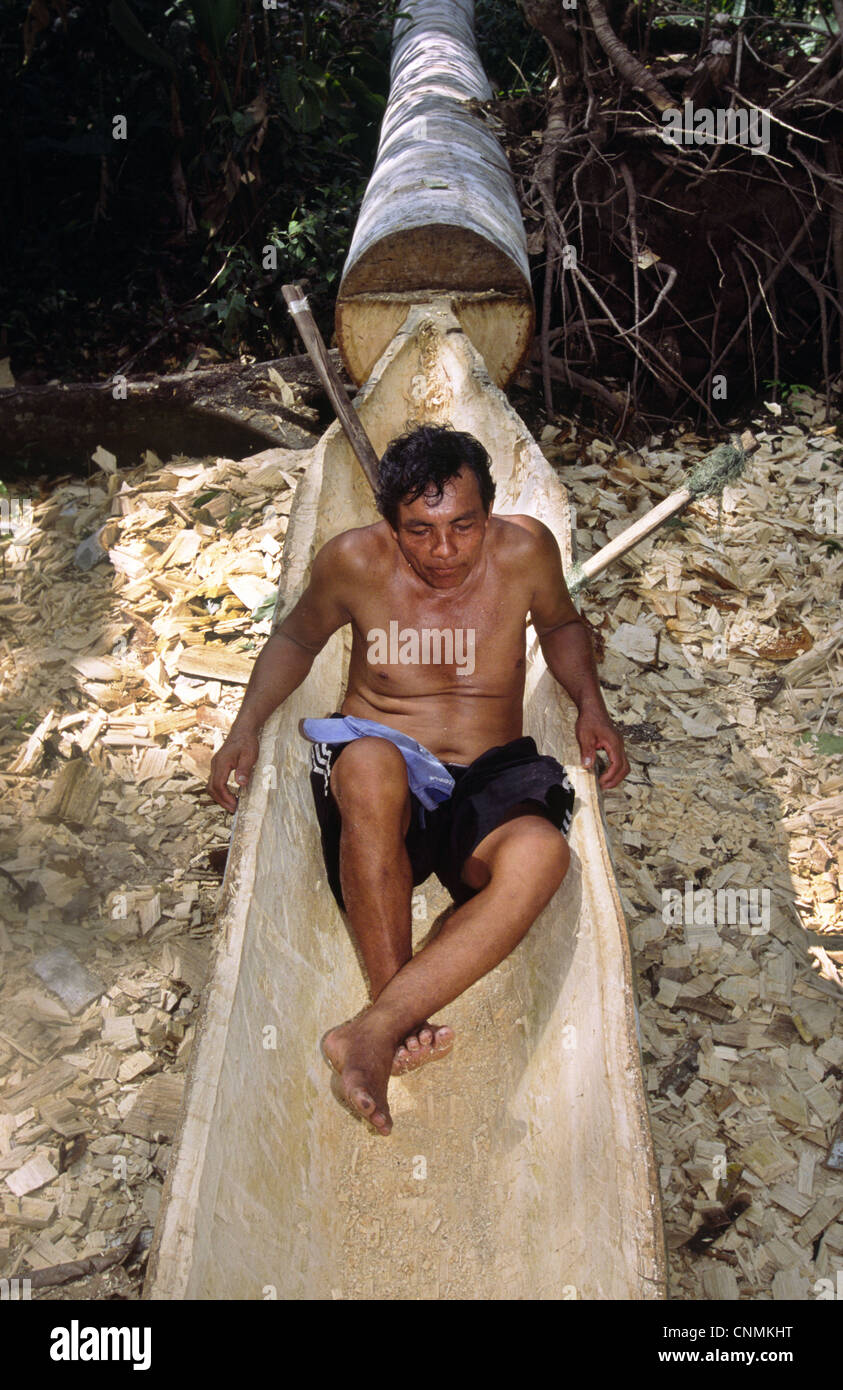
[346,575,528,687]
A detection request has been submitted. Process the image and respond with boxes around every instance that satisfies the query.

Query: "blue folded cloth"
[300,715,455,811]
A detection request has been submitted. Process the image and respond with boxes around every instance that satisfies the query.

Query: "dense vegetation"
[2,0,840,428]
[517,0,842,426]
[0,0,539,383]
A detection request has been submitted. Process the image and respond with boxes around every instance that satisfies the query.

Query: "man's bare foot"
[321,1017,395,1136]
[392,1021,455,1076]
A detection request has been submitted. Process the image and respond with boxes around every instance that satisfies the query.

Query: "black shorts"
[308,730,575,911]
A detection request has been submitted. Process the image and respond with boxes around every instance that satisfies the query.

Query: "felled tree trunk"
[0,354,334,475]
[335,0,534,388]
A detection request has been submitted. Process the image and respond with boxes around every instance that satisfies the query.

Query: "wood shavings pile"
[546,394,843,1300]
[1,390,840,1300]
[0,436,306,1297]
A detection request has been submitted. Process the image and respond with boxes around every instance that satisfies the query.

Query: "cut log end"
[336,290,534,388]
[334,0,534,392]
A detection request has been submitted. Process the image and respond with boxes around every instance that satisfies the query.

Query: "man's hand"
[207,727,261,812]
[575,707,629,789]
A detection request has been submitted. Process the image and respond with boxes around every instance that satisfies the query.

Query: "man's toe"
[348,1084,375,1117]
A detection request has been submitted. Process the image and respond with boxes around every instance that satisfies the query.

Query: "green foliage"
[250,589,278,622]
[799,730,843,754]
[4,0,835,384]
[2,0,395,378]
[183,0,239,59]
[762,378,814,402]
[476,0,548,95]
[108,0,176,72]
[651,0,837,56]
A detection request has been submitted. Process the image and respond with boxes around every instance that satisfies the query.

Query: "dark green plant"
[2,0,395,378]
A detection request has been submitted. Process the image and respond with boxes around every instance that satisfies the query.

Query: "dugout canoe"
[144,301,668,1300]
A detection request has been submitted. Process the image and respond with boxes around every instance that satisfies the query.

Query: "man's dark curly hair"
[375,424,495,528]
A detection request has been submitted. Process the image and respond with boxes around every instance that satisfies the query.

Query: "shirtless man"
[207,424,628,1136]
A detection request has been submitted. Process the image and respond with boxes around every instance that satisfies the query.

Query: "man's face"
[391,469,489,590]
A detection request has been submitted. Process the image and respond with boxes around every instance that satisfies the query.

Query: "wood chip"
[771,1268,813,1299]
[71,654,123,682]
[117,1051,157,1083]
[768,1181,813,1217]
[826,1116,843,1171]
[607,621,658,664]
[38,1096,86,1139]
[160,938,209,995]
[804,1083,838,1125]
[795,1196,843,1248]
[3,1060,79,1114]
[31,947,105,1015]
[101,1016,139,1051]
[181,744,213,781]
[177,646,255,684]
[9,709,57,774]
[701,1264,740,1299]
[37,760,103,827]
[119,1073,184,1142]
[737,1137,797,1183]
[137,894,162,936]
[5,1153,59,1197]
[2,1195,56,1228]
[768,1082,809,1129]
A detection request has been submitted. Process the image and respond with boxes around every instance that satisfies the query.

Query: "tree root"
[507,0,843,426]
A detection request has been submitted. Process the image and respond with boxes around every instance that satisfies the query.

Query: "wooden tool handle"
[282,284,380,492]
[570,430,758,593]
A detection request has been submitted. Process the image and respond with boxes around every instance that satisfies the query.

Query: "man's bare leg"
[323,813,570,1133]
[330,737,454,1074]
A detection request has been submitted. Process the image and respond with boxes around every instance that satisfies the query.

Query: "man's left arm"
[528,524,630,789]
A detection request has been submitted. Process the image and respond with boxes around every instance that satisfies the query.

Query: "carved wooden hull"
[144,304,667,1300]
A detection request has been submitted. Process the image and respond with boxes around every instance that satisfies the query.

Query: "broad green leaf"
[109,0,176,72]
[250,590,278,623]
[188,0,238,58]
[800,731,843,755]
[278,62,302,117]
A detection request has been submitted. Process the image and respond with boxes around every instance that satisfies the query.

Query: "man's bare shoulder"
[491,513,560,560]
[314,522,393,578]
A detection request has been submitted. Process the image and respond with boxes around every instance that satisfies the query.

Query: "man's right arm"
[207,536,353,810]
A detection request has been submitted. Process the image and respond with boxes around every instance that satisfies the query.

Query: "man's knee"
[542,827,570,888]
[509,817,569,886]
[474,814,570,891]
[331,737,410,819]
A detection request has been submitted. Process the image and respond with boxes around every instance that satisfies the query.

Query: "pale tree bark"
[335,0,534,387]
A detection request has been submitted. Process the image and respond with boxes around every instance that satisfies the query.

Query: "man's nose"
[430,531,456,556]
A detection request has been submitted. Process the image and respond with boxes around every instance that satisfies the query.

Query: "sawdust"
[1,385,841,1299]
